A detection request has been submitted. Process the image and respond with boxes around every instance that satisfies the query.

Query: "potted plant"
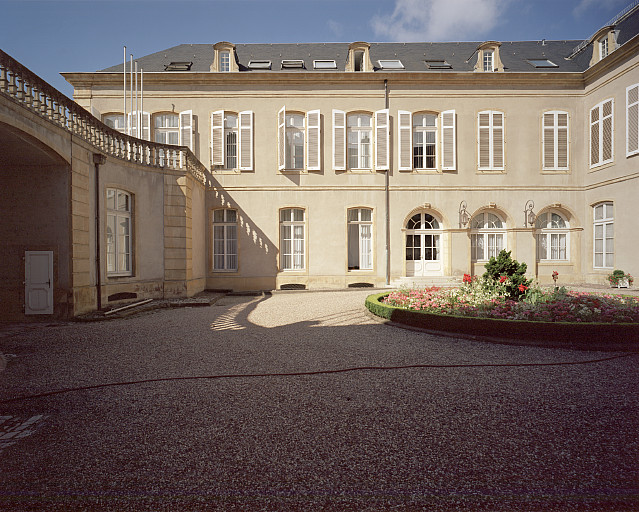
[607,269,634,288]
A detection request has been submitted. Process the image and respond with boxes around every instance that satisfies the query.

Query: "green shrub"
[483,250,532,301]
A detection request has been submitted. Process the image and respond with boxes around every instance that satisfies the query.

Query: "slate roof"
[97,4,639,75]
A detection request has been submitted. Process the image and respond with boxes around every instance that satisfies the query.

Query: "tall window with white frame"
[286,113,305,170]
[593,202,614,268]
[413,113,437,169]
[471,212,505,261]
[224,113,238,170]
[280,208,305,271]
[220,51,230,72]
[106,188,132,275]
[542,111,569,171]
[483,50,494,72]
[599,36,609,60]
[213,209,238,271]
[347,113,372,169]
[590,99,613,168]
[104,114,125,133]
[478,111,504,170]
[348,208,373,270]
[536,212,569,261]
[154,113,179,145]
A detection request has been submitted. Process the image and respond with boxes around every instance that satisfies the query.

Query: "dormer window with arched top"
[474,42,504,72]
[346,42,373,72]
[589,27,617,66]
[210,42,238,72]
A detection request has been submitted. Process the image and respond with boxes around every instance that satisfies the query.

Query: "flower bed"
[365,291,639,349]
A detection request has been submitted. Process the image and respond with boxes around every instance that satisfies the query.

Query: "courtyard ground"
[0,289,637,511]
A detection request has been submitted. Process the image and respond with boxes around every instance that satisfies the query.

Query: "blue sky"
[0,0,633,96]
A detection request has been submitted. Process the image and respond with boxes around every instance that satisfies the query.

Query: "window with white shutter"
[441,110,456,171]
[627,84,639,157]
[179,110,193,151]
[542,111,569,171]
[590,99,613,168]
[211,111,239,170]
[478,111,504,171]
[211,110,225,167]
[126,111,150,140]
[374,109,389,171]
[333,110,346,171]
[238,110,254,171]
[398,111,412,171]
[278,106,286,171]
[306,110,320,171]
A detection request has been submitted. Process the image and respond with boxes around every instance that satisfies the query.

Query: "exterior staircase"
[388,276,462,289]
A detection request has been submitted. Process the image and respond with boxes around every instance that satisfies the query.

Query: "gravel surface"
[0,289,637,511]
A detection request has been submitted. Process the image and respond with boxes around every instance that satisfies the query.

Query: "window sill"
[588,161,614,172]
[211,269,238,273]
[106,273,134,279]
[541,169,570,174]
[477,169,506,174]
[213,169,241,174]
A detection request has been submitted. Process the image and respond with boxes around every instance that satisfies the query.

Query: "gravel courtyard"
[1,289,637,511]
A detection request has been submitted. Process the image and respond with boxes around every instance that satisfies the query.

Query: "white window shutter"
[398,110,412,171]
[211,110,225,166]
[627,84,639,157]
[493,112,504,169]
[542,112,554,170]
[307,109,320,171]
[278,106,286,171]
[557,112,568,169]
[141,112,151,141]
[126,112,135,137]
[478,111,490,169]
[179,110,193,151]
[375,109,389,170]
[239,110,254,171]
[602,99,613,163]
[441,109,456,170]
[333,109,346,171]
[590,106,600,167]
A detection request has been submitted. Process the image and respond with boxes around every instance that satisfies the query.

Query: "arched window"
[413,113,437,170]
[471,212,505,261]
[347,113,372,169]
[536,211,569,260]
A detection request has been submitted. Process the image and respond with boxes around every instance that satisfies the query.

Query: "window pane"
[214,210,225,223]
[280,209,291,222]
[360,209,372,222]
[348,209,359,222]
[293,209,304,222]
[348,223,360,269]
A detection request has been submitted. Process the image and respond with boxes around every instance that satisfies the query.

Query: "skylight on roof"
[527,59,559,68]
[281,59,305,69]
[378,59,404,69]
[424,60,452,70]
[164,61,193,71]
[313,60,337,69]
[248,60,272,70]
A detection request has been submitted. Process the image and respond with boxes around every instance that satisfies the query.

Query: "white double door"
[406,231,442,277]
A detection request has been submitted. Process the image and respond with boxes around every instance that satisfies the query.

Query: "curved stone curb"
[366,292,639,352]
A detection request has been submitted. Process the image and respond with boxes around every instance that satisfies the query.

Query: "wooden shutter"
[278,106,286,171]
[398,110,412,171]
[478,112,491,169]
[441,110,456,170]
[375,109,389,170]
[306,109,320,171]
[492,112,504,169]
[211,110,225,166]
[628,84,639,157]
[543,112,554,169]
[333,109,346,171]
[590,106,600,166]
[602,99,613,163]
[179,110,193,151]
[557,112,568,169]
[141,112,150,141]
[238,110,253,171]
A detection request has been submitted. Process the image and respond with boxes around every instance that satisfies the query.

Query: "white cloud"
[371,0,510,42]
[573,0,626,18]
[327,19,344,38]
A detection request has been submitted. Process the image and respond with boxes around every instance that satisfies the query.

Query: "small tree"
[483,250,532,300]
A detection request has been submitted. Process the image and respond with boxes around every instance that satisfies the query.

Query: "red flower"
[518,284,528,292]
[499,275,508,283]
[552,271,559,277]
[463,274,472,283]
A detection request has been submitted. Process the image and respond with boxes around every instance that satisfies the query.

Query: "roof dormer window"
[281,59,305,69]
[424,60,452,69]
[527,59,558,68]
[347,42,373,72]
[210,42,238,72]
[600,36,609,59]
[248,60,272,70]
[313,60,337,69]
[164,61,192,71]
[220,51,230,72]
[588,27,617,66]
[475,42,504,73]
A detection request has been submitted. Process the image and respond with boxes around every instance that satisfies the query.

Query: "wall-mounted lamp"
[459,200,470,227]
[524,200,536,227]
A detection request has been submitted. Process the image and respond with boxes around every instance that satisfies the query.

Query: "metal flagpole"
[129,53,133,136]
[135,61,138,137]
[123,46,127,134]
[140,68,144,140]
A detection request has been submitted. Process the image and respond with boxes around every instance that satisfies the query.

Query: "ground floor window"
[536,211,569,260]
[593,202,614,268]
[280,208,305,270]
[106,188,132,275]
[348,208,372,270]
[213,209,238,271]
[471,212,505,261]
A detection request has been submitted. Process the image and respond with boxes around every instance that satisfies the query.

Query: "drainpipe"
[384,79,390,285]
[93,153,106,310]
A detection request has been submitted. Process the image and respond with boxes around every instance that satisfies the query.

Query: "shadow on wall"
[208,176,278,291]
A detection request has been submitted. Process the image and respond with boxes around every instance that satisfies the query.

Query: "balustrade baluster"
[15,75,24,101]
[0,65,8,93]
[24,82,32,106]
[32,87,40,109]
[7,71,16,96]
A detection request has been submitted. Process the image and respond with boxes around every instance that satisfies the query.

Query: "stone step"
[390,276,462,289]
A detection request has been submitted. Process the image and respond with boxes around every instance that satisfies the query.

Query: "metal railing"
[0,49,208,185]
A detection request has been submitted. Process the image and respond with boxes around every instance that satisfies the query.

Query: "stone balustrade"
[0,49,208,185]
